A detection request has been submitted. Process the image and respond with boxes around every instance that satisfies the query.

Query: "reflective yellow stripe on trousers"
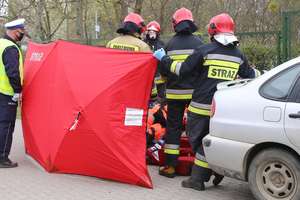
[188,101,211,116]
[194,153,209,168]
[166,89,193,100]
[164,144,180,155]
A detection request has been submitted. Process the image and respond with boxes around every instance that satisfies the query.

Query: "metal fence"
[282,10,300,62]
[71,10,300,71]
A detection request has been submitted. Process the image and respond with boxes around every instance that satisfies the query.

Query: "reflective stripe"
[155,75,166,84]
[167,49,194,56]
[109,42,140,51]
[188,104,210,116]
[170,55,189,61]
[195,153,207,162]
[164,144,180,155]
[170,61,182,76]
[164,149,180,155]
[164,144,180,149]
[166,94,192,99]
[206,54,242,64]
[151,87,157,96]
[167,49,194,76]
[170,61,179,73]
[175,62,182,76]
[254,69,261,77]
[194,158,209,168]
[204,60,240,69]
[166,89,193,100]
[166,89,194,94]
[190,101,211,110]
[155,79,165,84]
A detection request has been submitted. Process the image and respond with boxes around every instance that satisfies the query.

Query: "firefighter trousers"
[186,111,212,182]
[164,99,190,167]
[0,94,17,160]
[156,83,166,105]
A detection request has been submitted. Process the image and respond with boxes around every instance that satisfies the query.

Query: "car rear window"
[260,64,300,101]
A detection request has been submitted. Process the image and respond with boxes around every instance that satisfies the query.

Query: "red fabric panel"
[22,40,156,188]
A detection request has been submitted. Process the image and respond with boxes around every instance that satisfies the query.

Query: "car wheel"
[248,148,300,200]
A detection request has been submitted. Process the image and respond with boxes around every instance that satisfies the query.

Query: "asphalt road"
[0,120,255,200]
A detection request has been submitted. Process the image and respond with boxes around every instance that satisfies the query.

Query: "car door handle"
[289,112,300,119]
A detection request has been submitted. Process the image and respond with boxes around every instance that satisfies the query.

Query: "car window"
[261,64,300,101]
[296,80,300,103]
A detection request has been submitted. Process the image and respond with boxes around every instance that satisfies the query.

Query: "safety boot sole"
[213,174,224,186]
[181,178,205,191]
[159,170,176,178]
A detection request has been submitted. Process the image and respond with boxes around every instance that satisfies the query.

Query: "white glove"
[12,93,21,102]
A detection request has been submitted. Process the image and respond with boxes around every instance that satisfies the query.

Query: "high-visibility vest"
[0,38,23,96]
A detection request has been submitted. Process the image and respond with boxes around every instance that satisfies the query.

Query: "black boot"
[182,177,205,191]
[0,158,18,168]
[212,172,224,186]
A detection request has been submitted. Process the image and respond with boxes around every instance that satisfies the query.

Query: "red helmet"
[124,13,146,32]
[207,13,235,36]
[172,7,194,26]
[146,21,161,32]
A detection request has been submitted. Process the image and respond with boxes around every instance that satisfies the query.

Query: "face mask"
[147,31,157,40]
[17,32,24,41]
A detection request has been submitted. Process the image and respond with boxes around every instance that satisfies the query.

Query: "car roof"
[270,56,300,74]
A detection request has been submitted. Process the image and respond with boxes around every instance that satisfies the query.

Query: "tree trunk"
[120,0,129,21]
[76,0,83,38]
[134,0,143,14]
[34,0,46,42]
[159,0,170,34]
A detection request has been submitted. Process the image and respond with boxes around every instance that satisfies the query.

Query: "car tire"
[248,148,300,200]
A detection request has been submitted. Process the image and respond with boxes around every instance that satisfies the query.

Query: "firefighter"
[106,13,156,98]
[0,19,26,168]
[158,7,204,178]
[143,21,166,105]
[106,13,151,52]
[144,21,164,51]
[154,13,261,190]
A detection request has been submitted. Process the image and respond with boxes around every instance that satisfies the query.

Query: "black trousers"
[156,83,166,105]
[186,111,212,182]
[164,99,190,167]
[0,93,17,160]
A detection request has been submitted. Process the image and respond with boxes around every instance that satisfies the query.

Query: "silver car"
[203,57,300,200]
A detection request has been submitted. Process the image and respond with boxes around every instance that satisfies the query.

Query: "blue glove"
[153,48,166,61]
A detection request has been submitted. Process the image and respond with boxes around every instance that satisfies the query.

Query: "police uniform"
[161,39,257,187]
[0,19,25,168]
[161,28,203,170]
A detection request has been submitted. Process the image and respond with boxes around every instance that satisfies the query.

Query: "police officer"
[158,8,203,178]
[0,18,26,168]
[143,21,166,105]
[107,13,151,52]
[154,13,261,190]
